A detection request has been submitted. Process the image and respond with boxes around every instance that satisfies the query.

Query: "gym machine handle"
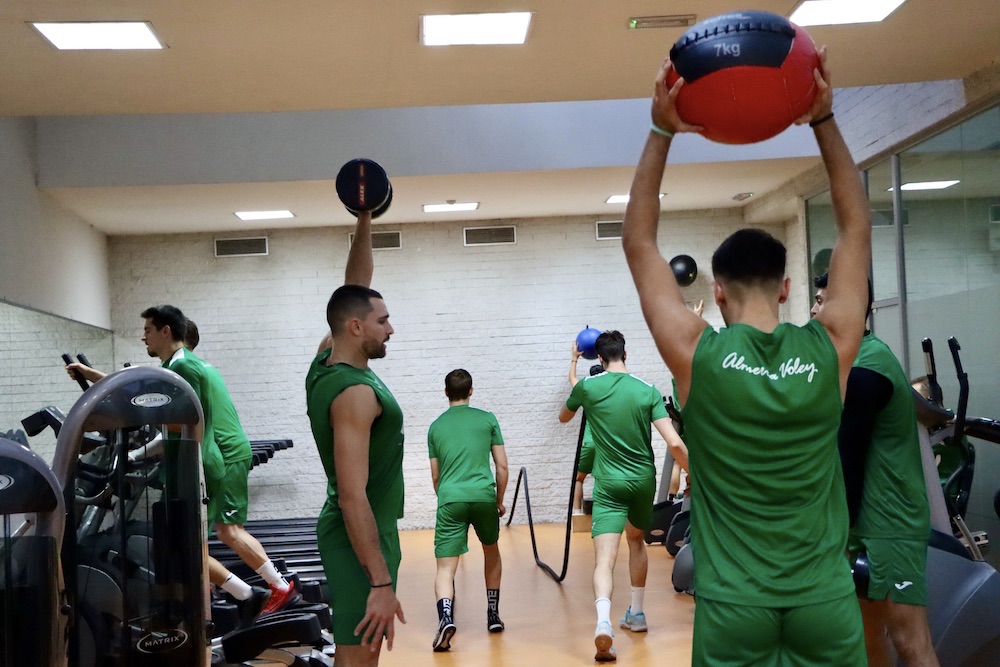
[62,353,90,391]
[948,338,969,443]
[76,353,92,368]
[921,338,944,407]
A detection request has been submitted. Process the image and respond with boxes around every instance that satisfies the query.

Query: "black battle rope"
[504,411,587,583]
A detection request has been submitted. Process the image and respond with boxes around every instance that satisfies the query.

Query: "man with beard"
[306,210,405,666]
[136,305,300,622]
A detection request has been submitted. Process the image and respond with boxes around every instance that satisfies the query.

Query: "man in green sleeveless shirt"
[622,50,872,665]
[813,273,938,666]
[136,305,299,621]
[427,369,508,652]
[306,210,405,666]
[560,331,689,662]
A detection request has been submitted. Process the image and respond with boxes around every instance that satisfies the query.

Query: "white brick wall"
[0,303,115,464]
[106,213,792,528]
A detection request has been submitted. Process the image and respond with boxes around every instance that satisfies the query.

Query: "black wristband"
[809,112,835,128]
[370,582,393,589]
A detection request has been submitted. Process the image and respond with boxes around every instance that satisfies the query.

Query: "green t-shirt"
[305,351,404,539]
[427,404,503,506]
[565,372,668,480]
[165,348,251,482]
[682,319,854,607]
[851,333,930,540]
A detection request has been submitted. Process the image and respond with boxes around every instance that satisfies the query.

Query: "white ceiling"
[4,0,1000,234]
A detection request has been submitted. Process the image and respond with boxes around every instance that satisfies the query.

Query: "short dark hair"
[184,318,200,350]
[141,305,186,342]
[327,284,384,334]
[445,369,473,401]
[813,272,874,317]
[594,331,625,363]
[711,228,786,287]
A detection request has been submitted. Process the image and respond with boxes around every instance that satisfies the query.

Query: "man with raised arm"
[621,51,872,665]
[306,211,405,666]
[559,330,689,662]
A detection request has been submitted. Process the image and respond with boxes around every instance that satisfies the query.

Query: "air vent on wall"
[464,226,516,246]
[349,231,402,250]
[596,220,623,240]
[215,237,268,257]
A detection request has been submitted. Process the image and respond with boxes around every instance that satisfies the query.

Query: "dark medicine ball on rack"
[336,158,393,218]
[670,254,698,287]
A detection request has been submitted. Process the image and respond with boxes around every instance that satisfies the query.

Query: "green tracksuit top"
[306,351,404,539]
[427,405,503,506]
[852,333,930,540]
[682,319,855,607]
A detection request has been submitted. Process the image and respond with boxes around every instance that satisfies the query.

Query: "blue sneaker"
[594,621,616,662]
[619,608,648,632]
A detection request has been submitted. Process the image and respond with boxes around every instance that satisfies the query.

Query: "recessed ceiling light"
[234,210,295,221]
[423,202,480,213]
[421,13,532,46]
[606,194,666,204]
[732,192,754,201]
[790,0,908,26]
[32,21,163,50]
[887,180,960,192]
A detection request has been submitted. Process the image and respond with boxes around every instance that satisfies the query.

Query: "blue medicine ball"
[576,327,601,360]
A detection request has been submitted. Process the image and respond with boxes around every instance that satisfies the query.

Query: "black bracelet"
[370,581,393,588]
[809,112,835,128]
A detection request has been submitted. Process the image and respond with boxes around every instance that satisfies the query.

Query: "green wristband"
[650,123,675,139]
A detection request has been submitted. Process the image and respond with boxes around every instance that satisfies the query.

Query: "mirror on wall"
[0,300,114,462]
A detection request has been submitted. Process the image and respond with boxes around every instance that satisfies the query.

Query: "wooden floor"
[380,523,694,666]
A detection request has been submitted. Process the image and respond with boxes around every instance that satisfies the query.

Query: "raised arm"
[330,384,405,650]
[492,445,509,517]
[344,210,374,287]
[622,60,708,397]
[568,342,583,387]
[799,50,872,394]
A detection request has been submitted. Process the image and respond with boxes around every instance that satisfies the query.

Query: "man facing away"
[559,330,689,662]
[427,369,508,652]
[621,50,873,664]
[305,210,405,667]
[813,273,938,667]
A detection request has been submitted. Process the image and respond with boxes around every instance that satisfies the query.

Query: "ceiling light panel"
[32,21,163,50]
[790,0,908,26]
[234,210,295,221]
[888,180,960,191]
[606,194,665,204]
[628,15,697,30]
[423,202,479,213]
[421,13,532,46]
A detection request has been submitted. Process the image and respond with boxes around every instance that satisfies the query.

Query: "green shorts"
[849,535,928,606]
[693,593,866,666]
[578,440,595,476]
[591,476,654,536]
[319,530,401,645]
[206,459,251,526]
[434,501,499,558]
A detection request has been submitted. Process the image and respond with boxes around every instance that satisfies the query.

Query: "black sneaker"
[487,610,505,633]
[236,587,271,628]
[432,616,457,652]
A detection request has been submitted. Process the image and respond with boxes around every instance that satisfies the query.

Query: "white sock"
[630,587,645,615]
[595,598,611,626]
[255,560,289,591]
[222,574,252,601]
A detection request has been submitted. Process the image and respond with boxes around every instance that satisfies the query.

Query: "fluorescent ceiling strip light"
[421,13,531,46]
[423,202,479,213]
[790,0,908,26]
[32,21,163,50]
[234,210,295,221]
[887,180,960,192]
[606,194,665,204]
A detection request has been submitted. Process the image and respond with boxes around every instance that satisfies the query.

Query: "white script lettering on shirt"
[722,353,818,383]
